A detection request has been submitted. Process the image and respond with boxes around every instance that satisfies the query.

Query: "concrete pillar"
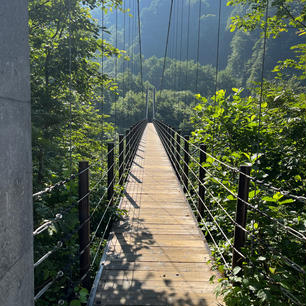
[0,1,33,306]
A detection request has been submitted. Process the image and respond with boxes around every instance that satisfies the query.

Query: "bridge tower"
[0,1,33,305]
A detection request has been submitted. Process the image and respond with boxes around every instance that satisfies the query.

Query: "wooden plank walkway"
[92,123,222,306]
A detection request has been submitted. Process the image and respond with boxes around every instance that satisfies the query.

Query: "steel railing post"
[198,144,207,221]
[107,142,114,205]
[175,130,181,179]
[232,164,251,272]
[78,161,90,289]
[183,136,190,193]
[119,134,124,186]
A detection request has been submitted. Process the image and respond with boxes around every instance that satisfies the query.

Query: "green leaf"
[249,285,257,292]
[257,289,267,301]
[269,267,276,274]
[273,192,283,201]
[233,266,241,275]
[262,196,277,202]
[70,300,81,306]
[279,199,295,205]
[207,156,215,164]
[209,275,216,283]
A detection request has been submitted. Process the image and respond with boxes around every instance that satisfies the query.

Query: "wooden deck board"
[93,123,222,306]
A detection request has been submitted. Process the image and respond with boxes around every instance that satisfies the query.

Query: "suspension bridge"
[89,123,221,306]
[1,0,305,306]
[14,114,304,306]
[28,118,305,306]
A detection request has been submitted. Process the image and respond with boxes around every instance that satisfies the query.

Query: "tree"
[227,0,306,79]
[29,0,120,188]
[30,1,123,304]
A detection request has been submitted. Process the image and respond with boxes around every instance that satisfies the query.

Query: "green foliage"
[227,0,306,80]
[30,0,127,304]
[227,0,306,37]
[188,2,306,304]
[190,85,306,305]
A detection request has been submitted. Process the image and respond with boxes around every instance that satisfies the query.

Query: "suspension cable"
[179,0,184,90]
[160,0,174,91]
[174,0,180,92]
[195,0,202,93]
[184,0,191,99]
[161,121,306,203]
[212,0,222,145]
[155,121,306,241]
[32,123,142,198]
[100,2,105,141]
[155,121,305,275]
[256,0,269,160]
[136,0,144,94]
[122,0,126,93]
[114,6,118,129]
[33,121,145,237]
[34,122,146,280]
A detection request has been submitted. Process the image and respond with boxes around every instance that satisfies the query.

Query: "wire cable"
[100,2,105,141]
[160,0,174,91]
[160,121,306,203]
[179,0,184,90]
[136,0,144,94]
[32,123,143,199]
[155,125,231,269]
[79,125,146,256]
[184,0,191,100]
[195,0,202,93]
[156,121,306,241]
[34,241,63,268]
[122,0,126,92]
[256,0,269,163]
[34,271,64,302]
[155,123,245,259]
[155,121,306,275]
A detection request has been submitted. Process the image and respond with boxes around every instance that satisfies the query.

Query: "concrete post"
[0,1,33,306]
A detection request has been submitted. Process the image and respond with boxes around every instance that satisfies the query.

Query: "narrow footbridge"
[32,120,305,306]
[89,123,221,306]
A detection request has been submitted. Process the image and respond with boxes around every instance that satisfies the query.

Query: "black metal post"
[126,129,130,171]
[169,128,176,173]
[165,125,169,150]
[130,126,136,168]
[78,161,90,289]
[175,130,181,179]
[198,144,206,221]
[119,134,124,186]
[167,126,172,158]
[171,128,175,162]
[183,136,189,193]
[107,142,114,205]
[129,126,136,167]
[232,165,251,271]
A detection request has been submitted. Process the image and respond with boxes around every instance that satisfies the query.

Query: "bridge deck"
[93,123,221,306]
